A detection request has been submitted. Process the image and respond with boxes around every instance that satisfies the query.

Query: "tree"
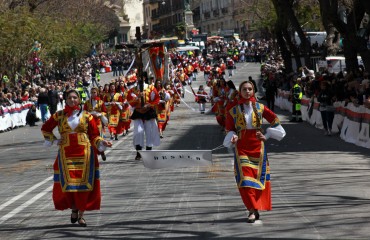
[0,0,121,81]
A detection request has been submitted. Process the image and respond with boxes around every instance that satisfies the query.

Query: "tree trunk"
[275,27,293,73]
[278,0,312,68]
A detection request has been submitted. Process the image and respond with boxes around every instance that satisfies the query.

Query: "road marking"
[0,131,131,223]
[0,176,52,212]
[0,185,53,224]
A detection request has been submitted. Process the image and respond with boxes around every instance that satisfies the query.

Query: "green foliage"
[244,0,277,35]
[0,3,113,75]
[293,1,323,31]
[175,22,186,40]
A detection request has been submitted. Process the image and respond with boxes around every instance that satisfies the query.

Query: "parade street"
[0,62,369,240]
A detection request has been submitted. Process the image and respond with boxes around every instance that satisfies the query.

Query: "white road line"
[0,132,128,223]
[0,185,53,224]
[0,176,52,212]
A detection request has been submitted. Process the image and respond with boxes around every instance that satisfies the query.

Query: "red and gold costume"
[41,110,104,211]
[225,101,285,212]
[127,84,161,149]
[173,82,181,106]
[83,98,107,136]
[214,84,229,128]
[118,90,131,134]
[127,84,160,113]
[156,87,170,132]
[103,92,123,136]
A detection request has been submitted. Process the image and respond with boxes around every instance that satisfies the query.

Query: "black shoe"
[114,135,118,140]
[101,152,106,161]
[255,211,260,220]
[71,210,78,224]
[110,136,114,140]
[122,132,127,136]
[135,152,141,160]
[78,217,87,227]
[160,134,164,139]
[247,212,256,223]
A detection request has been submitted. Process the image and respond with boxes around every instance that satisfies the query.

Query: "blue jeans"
[39,104,49,122]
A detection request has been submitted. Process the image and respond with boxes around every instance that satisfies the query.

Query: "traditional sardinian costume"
[127,83,160,150]
[41,108,106,211]
[118,90,131,135]
[156,87,171,132]
[103,92,123,137]
[224,99,285,212]
[83,97,107,155]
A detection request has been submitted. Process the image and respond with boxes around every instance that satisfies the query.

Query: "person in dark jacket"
[26,104,40,126]
[37,88,50,123]
[317,81,335,136]
[48,84,59,115]
[265,78,278,111]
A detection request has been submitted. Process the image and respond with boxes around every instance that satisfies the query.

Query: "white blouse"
[223,103,286,148]
[43,110,107,152]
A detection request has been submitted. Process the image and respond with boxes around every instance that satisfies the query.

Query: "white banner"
[140,150,212,169]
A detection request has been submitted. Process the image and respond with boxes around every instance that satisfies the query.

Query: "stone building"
[106,0,144,44]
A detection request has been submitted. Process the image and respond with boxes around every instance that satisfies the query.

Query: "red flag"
[149,44,165,81]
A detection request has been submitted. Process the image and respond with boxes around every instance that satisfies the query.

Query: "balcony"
[213,9,219,17]
[221,7,228,14]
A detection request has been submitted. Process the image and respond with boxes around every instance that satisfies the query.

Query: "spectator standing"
[265,78,278,111]
[290,78,303,122]
[37,88,50,122]
[117,59,124,76]
[317,81,335,136]
[111,58,118,77]
[48,84,59,115]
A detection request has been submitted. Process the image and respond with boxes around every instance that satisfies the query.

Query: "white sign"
[140,150,212,169]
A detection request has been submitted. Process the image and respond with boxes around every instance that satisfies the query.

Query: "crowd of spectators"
[260,57,370,109]
[1,36,370,132]
[206,38,276,64]
[0,50,135,108]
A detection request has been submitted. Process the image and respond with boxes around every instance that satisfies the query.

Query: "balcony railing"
[213,9,219,17]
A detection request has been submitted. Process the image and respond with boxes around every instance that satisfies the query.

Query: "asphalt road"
[0,61,369,239]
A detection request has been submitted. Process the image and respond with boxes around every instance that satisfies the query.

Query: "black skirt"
[130,108,157,120]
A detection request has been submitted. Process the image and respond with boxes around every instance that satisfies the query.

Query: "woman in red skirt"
[41,90,112,227]
[224,80,286,223]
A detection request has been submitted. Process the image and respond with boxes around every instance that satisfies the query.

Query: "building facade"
[197,0,254,39]
[143,0,193,39]
[106,0,144,44]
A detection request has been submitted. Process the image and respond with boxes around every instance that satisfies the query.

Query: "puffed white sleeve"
[43,139,60,147]
[223,131,236,148]
[264,125,286,141]
[97,141,107,152]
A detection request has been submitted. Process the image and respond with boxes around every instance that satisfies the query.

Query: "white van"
[294,32,327,46]
[324,56,363,73]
